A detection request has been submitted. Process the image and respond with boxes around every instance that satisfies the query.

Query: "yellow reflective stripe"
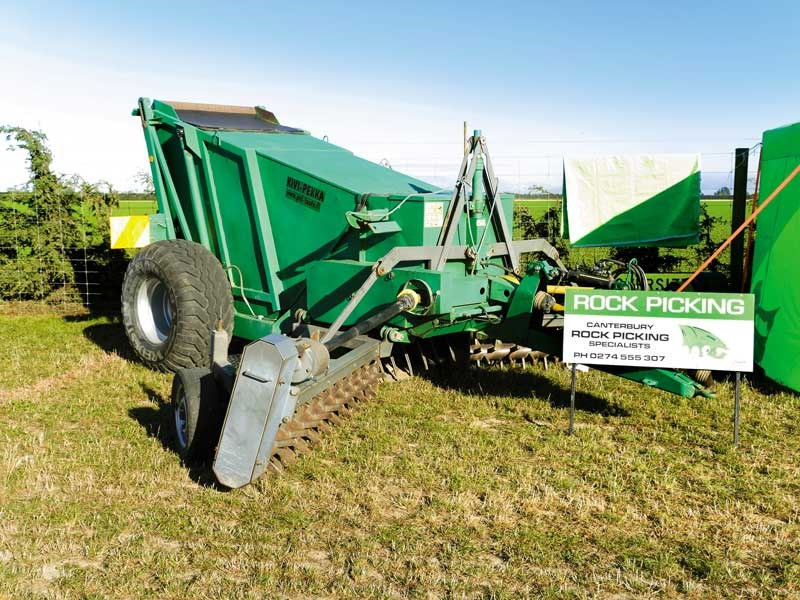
[110,215,150,248]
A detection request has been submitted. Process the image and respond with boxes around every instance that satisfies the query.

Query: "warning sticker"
[110,215,150,249]
[424,202,444,228]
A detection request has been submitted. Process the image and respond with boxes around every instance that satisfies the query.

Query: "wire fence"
[385,144,758,283]
[0,145,758,311]
[362,138,761,196]
[0,189,132,313]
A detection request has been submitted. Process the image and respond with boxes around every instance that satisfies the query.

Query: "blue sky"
[1,0,798,192]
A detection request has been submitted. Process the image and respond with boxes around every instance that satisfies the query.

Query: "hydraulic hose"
[566,270,615,289]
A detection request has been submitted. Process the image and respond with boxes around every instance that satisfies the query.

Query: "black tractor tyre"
[172,367,224,460]
[121,239,234,372]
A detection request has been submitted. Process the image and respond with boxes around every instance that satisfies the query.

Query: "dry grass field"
[0,304,798,598]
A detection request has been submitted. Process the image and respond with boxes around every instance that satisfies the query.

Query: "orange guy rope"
[677,163,800,292]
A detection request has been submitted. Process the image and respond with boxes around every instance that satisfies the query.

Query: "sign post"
[563,289,754,441]
[734,371,742,448]
[569,363,576,435]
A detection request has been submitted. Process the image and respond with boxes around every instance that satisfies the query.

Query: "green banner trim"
[565,289,754,321]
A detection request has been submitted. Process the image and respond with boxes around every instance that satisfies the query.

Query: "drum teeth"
[469,341,551,368]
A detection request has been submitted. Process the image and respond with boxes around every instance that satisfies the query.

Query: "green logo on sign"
[680,325,729,359]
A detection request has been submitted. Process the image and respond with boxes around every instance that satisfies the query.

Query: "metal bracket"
[210,328,236,395]
[434,134,520,274]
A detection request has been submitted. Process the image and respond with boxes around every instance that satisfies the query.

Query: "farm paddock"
[0,304,797,598]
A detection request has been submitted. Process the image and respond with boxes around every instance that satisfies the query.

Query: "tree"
[714,186,732,197]
[134,169,155,194]
[0,126,117,302]
[692,204,727,277]
[526,184,553,197]
[514,205,570,261]
[1,126,73,298]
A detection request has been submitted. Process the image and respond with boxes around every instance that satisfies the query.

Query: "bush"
[0,127,120,303]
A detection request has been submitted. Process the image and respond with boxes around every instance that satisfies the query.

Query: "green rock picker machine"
[118,99,708,488]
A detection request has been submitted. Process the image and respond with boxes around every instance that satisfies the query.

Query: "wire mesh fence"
[0,145,758,311]
[387,144,758,285]
[0,189,134,313]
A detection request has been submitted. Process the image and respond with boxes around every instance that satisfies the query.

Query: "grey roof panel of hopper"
[169,102,305,134]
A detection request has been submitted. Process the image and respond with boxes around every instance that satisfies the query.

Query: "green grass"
[514,197,736,221]
[0,306,798,598]
[112,195,158,217]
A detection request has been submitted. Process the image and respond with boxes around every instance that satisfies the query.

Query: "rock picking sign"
[563,289,754,372]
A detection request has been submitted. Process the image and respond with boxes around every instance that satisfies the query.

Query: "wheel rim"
[175,388,189,450]
[135,276,175,345]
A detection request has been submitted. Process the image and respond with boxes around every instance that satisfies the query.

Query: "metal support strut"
[324,293,417,352]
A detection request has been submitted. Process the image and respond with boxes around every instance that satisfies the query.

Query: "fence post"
[730,147,749,291]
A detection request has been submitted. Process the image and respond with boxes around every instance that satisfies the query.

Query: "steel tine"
[404,352,414,377]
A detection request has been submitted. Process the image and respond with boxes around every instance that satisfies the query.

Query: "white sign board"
[563,289,754,372]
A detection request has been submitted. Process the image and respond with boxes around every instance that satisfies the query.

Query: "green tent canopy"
[562,154,701,247]
[750,122,800,393]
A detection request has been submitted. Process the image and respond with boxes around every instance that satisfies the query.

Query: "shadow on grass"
[61,310,118,323]
[80,321,138,360]
[745,367,799,397]
[75,316,249,366]
[424,364,630,417]
[128,383,227,490]
[58,310,138,362]
[688,367,799,397]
